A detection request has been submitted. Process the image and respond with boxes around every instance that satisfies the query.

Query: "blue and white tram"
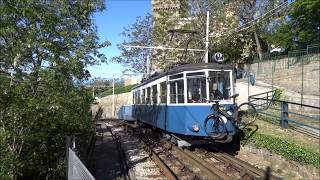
[129,63,239,143]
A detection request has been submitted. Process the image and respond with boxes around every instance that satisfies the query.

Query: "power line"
[122,45,206,52]
[211,0,293,38]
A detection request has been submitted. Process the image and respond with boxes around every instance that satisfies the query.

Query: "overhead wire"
[212,0,293,38]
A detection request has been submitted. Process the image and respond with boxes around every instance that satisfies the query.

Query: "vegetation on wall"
[98,84,136,98]
[242,129,320,168]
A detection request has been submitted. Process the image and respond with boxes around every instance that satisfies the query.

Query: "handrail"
[250,97,320,109]
[249,90,274,98]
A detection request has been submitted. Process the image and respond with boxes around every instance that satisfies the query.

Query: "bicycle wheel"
[204,114,227,139]
[237,102,257,127]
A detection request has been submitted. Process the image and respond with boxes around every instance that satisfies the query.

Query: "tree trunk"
[253,28,263,61]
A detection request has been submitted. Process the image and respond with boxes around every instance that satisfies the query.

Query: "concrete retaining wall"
[92,92,132,120]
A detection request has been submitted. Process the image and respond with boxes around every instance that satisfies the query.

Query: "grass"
[98,84,136,98]
[241,129,320,168]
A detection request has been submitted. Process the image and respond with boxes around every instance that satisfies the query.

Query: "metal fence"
[249,90,320,138]
[66,136,95,180]
[67,148,95,180]
[251,44,320,63]
[243,45,320,107]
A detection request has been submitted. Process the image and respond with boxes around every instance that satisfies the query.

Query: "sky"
[87,0,151,79]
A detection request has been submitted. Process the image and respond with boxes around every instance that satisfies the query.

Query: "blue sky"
[88,0,151,78]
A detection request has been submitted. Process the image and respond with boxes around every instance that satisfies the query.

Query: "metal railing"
[66,136,96,180]
[249,91,320,137]
[68,148,95,180]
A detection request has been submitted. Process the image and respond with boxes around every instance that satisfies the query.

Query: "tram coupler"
[214,134,233,143]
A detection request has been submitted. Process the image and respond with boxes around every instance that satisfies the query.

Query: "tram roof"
[133,63,233,89]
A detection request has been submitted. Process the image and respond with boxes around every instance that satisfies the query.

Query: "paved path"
[92,121,124,180]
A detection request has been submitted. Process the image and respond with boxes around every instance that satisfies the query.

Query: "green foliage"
[99,84,136,97]
[0,0,108,179]
[242,129,320,167]
[0,131,20,180]
[266,0,320,49]
[273,88,284,105]
[113,14,153,73]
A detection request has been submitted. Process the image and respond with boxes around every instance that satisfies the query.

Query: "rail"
[114,119,279,179]
[249,91,320,138]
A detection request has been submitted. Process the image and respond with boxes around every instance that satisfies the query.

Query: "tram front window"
[209,71,231,100]
[187,77,206,103]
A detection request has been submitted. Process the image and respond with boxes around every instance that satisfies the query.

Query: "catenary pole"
[205,10,209,63]
[112,74,115,117]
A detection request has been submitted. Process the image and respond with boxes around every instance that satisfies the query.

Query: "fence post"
[280,102,289,128]
[65,136,71,178]
[301,57,304,105]
[271,59,274,92]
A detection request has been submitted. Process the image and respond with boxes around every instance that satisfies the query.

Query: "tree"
[113,14,153,73]
[266,0,320,49]
[0,0,109,179]
[114,1,206,73]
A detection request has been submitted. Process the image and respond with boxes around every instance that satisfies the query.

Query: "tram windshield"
[209,71,231,100]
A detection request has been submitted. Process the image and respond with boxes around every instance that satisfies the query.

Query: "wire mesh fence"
[251,44,320,64]
[67,148,95,180]
[243,45,320,108]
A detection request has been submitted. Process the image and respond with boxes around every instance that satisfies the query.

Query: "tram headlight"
[192,123,200,132]
[227,110,233,116]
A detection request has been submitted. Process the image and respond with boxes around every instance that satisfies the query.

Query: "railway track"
[106,119,281,179]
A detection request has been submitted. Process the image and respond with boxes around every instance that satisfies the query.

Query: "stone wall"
[92,92,132,120]
[244,54,320,97]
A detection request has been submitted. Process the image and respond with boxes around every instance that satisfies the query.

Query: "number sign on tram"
[213,52,224,63]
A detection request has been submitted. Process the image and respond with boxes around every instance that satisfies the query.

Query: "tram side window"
[159,82,167,103]
[187,77,207,103]
[146,87,151,104]
[209,71,231,100]
[170,80,184,103]
[134,91,138,104]
[137,90,141,104]
[133,92,135,104]
[141,89,145,104]
[152,85,157,104]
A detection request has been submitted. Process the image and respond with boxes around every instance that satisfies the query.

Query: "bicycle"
[204,94,257,139]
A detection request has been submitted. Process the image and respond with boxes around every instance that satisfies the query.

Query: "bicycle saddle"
[230,93,239,99]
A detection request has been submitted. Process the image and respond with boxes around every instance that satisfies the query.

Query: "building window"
[160,82,167,103]
[146,87,151,104]
[152,85,157,104]
[209,71,231,100]
[170,80,184,103]
[187,77,207,103]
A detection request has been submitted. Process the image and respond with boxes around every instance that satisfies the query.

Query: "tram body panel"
[118,105,136,121]
[132,104,237,137]
[118,63,239,142]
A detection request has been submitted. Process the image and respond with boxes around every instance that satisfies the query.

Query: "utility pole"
[112,74,115,118]
[205,10,210,63]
